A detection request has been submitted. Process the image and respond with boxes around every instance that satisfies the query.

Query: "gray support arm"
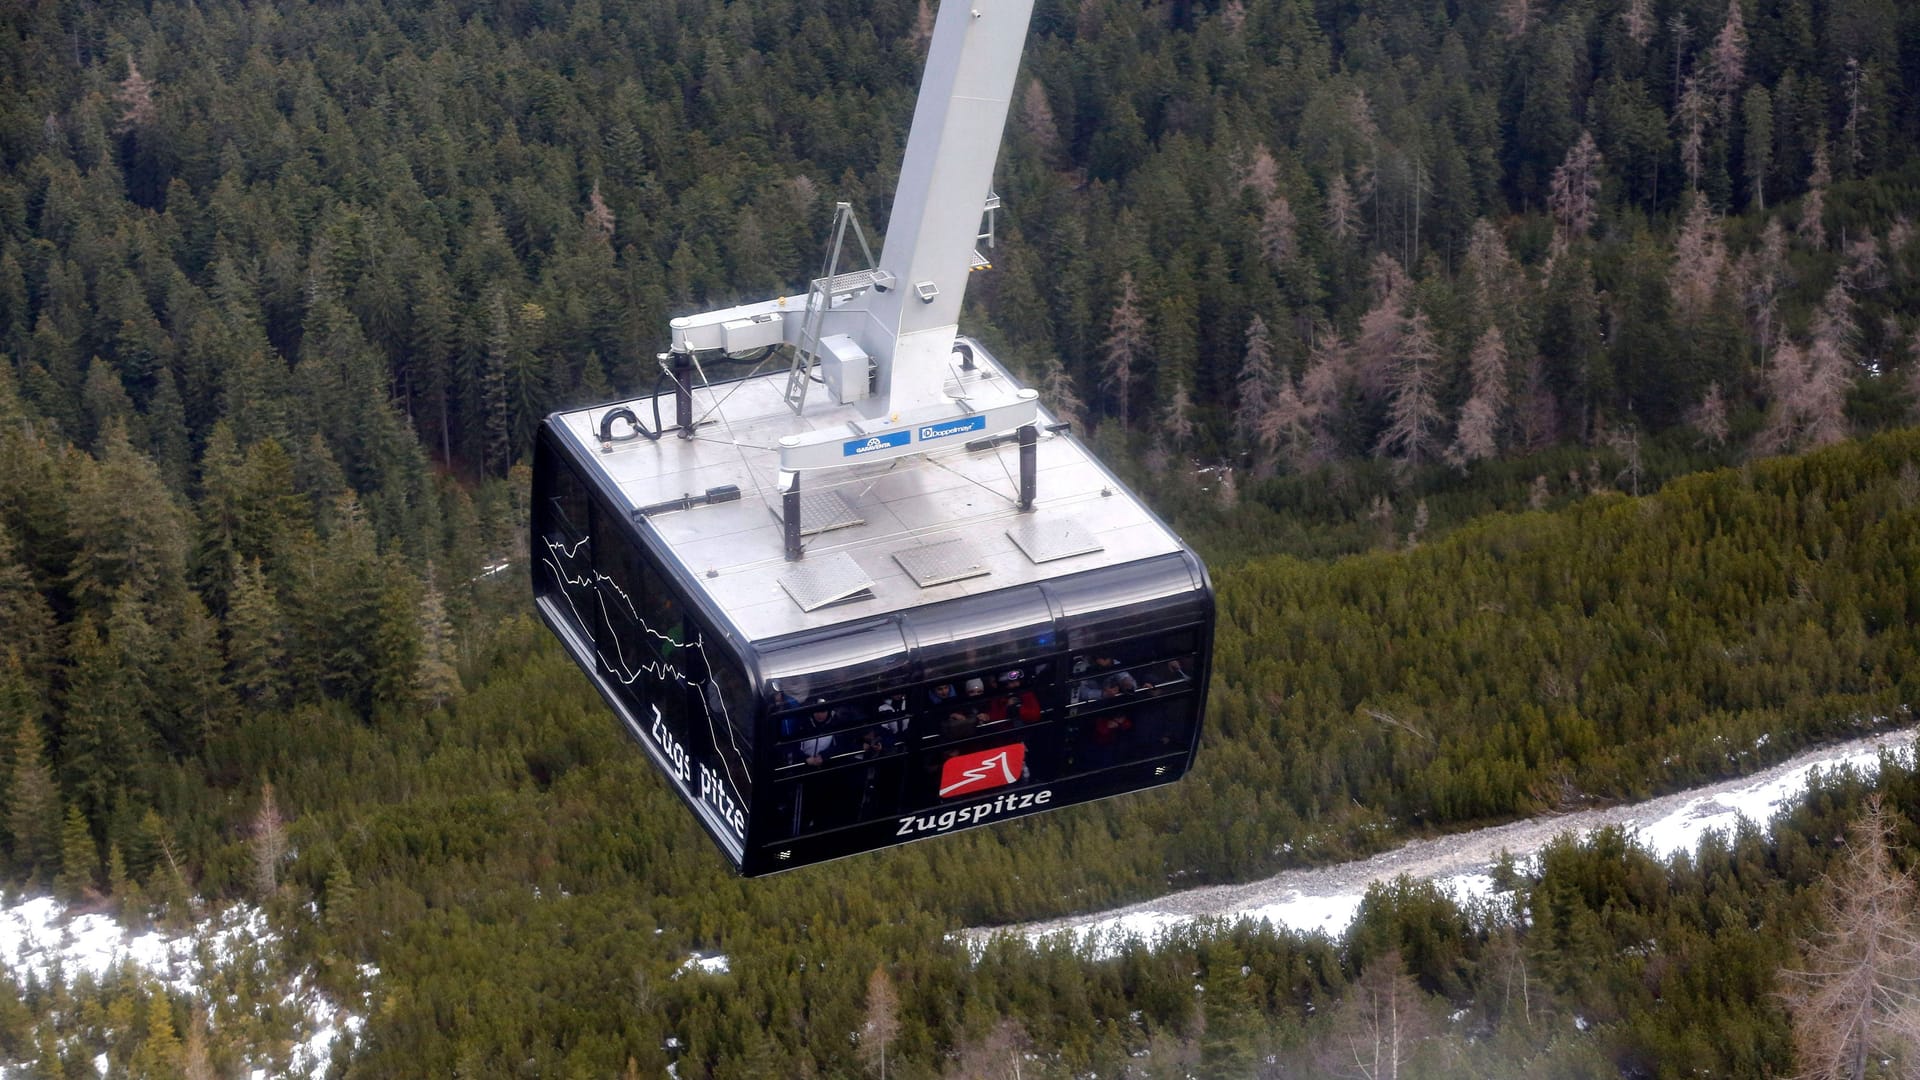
[857,0,1037,414]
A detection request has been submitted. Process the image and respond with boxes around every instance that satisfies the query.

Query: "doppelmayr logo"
[919,415,987,441]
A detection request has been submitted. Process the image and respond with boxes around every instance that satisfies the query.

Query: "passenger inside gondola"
[1089,711,1133,767]
[942,708,976,740]
[875,693,911,738]
[988,669,1041,724]
[793,701,838,766]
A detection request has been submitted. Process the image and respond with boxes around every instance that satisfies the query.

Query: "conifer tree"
[129,991,184,1079]
[57,804,97,901]
[1621,0,1653,46]
[1017,79,1060,164]
[1688,383,1730,446]
[1740,218,1789,365]
[65,421,192,615]
[1159,380,1196,456]
[483,290,512,475]
[1706,0,1747,117]
[1670,193,1729,325]
[1743,85,1773,209]
[61,615,140,822]
[7,715,59,881]
[224,558,285,708]
[1260,196,1298,270]
[1325,173,1361,247]
[371,563,423,713]
[324,859,358,935]
[413,564,462,710]
[0,521,53,682]
[183,1008,213,1080]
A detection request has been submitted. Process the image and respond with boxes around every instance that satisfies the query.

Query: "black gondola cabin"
[532,338,1214,875]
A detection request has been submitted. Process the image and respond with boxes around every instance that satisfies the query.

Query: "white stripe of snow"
[970,727,1916,959]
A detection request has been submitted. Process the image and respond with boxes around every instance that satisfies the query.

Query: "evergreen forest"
[5,0,1920,1074]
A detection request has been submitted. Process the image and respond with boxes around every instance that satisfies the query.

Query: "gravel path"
[971,725,1918,946]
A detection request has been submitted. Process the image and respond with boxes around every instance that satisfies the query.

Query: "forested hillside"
[7,0,1920,1074]
[6,425,1920,1075]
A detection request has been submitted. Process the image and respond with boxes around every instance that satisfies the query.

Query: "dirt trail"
[973,726,1917,945]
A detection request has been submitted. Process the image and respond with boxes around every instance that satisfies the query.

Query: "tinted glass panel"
[917,662,1054,742]
[1053,555,1205,651]
[1059,692,1195,773]
[908,587,1058,680]
[1067,654,1198,714]
[760,619,913,707]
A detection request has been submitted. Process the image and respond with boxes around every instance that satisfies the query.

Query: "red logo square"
[938,743,1027,799]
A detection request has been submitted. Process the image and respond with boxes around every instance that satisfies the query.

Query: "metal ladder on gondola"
[783,202,880,413]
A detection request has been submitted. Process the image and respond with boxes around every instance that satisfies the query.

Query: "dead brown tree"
[945,1017,1033,1080]
[1101,273,1148,427]
[1548,132,1603,254]
[1781,796,1920,1080]
[251,781,288,899]
[1376,306,1445,467]
[1317,951,1435,1080]
[861,964,901,1080]
[1448,326,1510,467]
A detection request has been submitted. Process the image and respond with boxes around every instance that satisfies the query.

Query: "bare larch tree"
[1317,951,1435,1080]
[1548,132,1603,254]
[1101,272,1148,427]
[1377,305,1445,467]
[251,781,288,899]
[1670,192,1729,324]
[1449,325,1509,466]
[861,964,900,1080]
[1800,138,1831,249]
[1781,796,1920,1080]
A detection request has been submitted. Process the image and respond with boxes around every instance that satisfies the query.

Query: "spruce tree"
[6,715,59,882]
[224,558,285,709]
[56,804,97,902]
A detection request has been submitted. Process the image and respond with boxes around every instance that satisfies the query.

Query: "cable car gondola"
[530,0,1213,875]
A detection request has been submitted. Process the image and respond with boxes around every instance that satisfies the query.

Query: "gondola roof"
[546,340,1187,644]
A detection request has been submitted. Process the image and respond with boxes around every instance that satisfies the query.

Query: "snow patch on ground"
[0,896,266,996]
[1626,743,1893,859]
[0,896,369,1078]
[972,728,1916,959]
[676,952,730,977]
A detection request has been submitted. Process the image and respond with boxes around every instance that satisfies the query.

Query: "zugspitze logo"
[939,743,1026,799]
